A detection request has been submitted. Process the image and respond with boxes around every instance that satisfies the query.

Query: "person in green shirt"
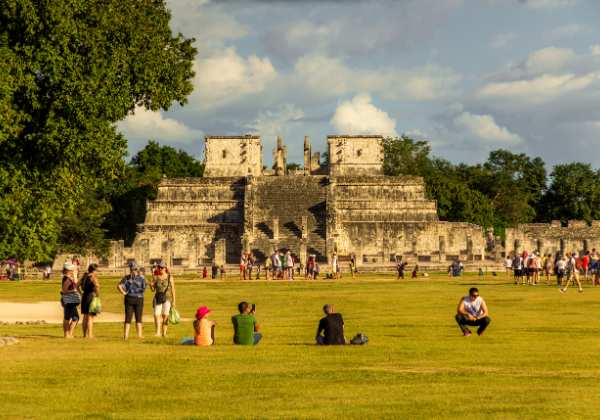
[231,301,262,345]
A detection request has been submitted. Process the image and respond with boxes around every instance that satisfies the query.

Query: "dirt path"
[0,301,123,324]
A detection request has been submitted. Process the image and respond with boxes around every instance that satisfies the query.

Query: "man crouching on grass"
[455,287,491,337]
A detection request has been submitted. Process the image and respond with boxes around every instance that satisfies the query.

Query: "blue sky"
[118,0,600,167]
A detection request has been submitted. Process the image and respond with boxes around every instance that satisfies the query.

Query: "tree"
[383,136,496,228]
[103,141,204,244]
[0,1,196,261]
[538,163,600,223]
[383,136,431,177]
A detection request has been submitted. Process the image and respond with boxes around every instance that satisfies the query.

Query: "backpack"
[350,333,369,345]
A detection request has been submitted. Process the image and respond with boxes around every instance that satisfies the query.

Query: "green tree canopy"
[103,141,204,245]
[0,0,196,261]
[538,163,600,223]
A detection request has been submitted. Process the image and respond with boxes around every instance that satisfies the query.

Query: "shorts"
[239,265,246,272]
[124,295,144,324]
[153,299,171,316]
[63,303,80,322]
[514,269,522,276]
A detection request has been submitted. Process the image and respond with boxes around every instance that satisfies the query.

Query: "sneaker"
[477,330,485,336]
[559,289,566,293]
[578,289,583,293]
[463,330,472,337]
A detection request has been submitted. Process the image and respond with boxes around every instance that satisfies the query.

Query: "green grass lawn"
[1,273,600,419]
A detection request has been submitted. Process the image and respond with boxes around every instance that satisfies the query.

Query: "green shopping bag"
[89,297,102,315]
[168,306,180,324]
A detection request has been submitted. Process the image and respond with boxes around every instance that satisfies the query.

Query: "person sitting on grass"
[182,306,216,346]
[316,304,345,345]
[455,287,491,337]
[232,301,262,345]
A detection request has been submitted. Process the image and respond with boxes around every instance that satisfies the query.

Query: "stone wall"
[129,177,246,267]
[204,135,262,177]
[328,176,486,266]
[505,220,600,256]
[327,135,384,176]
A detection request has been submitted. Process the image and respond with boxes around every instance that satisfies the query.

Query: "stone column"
[438,236,446,263]
[299,241,307,268]
[214,239,226,266]
[466,235,473,261]
[303,136,311,176]
[273,217,279,241]
[514,239,521,256]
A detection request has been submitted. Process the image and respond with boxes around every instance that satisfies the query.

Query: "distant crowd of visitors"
[505,249,600,293]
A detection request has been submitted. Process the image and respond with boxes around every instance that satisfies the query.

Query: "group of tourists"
[506,249,600,293]
[60,260,177,339]
[58,256,489,343]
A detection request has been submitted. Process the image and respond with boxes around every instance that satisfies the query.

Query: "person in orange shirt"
[194,306,216,346]
[181,306,216,346]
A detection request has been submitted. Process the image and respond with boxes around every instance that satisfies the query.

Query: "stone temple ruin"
[102,135,600,272]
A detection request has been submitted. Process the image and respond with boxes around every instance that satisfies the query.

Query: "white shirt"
[462,296,485,317]
[505,258,512,268]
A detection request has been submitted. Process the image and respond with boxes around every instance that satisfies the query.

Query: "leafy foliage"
[0,0,196,261]
[103,141,204,245]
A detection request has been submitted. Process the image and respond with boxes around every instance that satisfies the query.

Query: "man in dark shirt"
[316,304,345,345]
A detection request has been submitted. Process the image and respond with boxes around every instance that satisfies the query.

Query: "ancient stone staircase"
[250,176,328,262]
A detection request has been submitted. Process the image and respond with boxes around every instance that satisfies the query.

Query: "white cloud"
[119,107,203,143]
[246,104,305,139]
[519,0,577,9]
[192,48,277,110]
[454,112,522,143]
[591,45,600,56]
[167,0,247,46]
[525,47,575,73]
[294,54,461,101]
[491,32,517,49]
[330,94,398,137]
[478,73,598,104]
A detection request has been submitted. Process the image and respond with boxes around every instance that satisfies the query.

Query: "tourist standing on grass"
[117,261,147,339]
[350,254,357,279]
[79,263,99,339]
[512,253,523,284]
[582,250,590,282]
[505,255,513,279]
[232,302,262,345]
[240,254,247,280]
[560,253,583,293]
[150,261,175,337]
[543,254,553,284]
[331,252,340,280]
[286,251,294,280]
[556,255,567,286]
[455,287,491,336]
[272,251,281,279]
[61,262,81,338]
[316,304,345,345]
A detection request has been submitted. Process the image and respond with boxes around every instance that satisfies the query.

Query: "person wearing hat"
[316,304,345,345]
[61,262,81,338]
[150,261,176,337]
[117,261,147,339]
[78,263,100,339]
[194,306,216,346]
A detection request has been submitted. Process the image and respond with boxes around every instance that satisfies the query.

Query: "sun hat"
[63,262,75,271]
[158,260,167,268]
[195,306,211,319]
